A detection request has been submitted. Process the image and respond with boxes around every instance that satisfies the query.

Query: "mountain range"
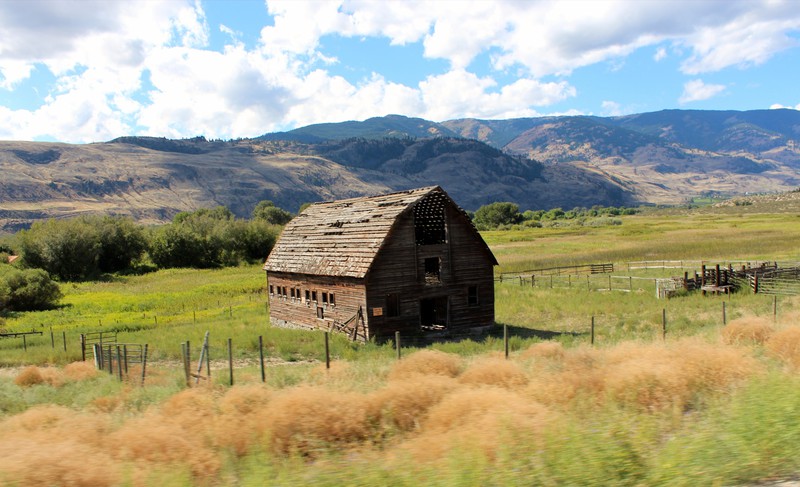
[1,109,799,232]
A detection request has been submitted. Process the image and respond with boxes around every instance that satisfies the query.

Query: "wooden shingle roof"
[264,186,461,278]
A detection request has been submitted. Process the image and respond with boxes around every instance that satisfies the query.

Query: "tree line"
[0,201,294,312]
[471,202,638,231]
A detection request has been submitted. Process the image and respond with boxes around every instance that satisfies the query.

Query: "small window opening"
[290,288,295,299]
[305,290,311,302]
[312,291,317,302]
[269,285,274,295]
[468,285,479,306]
[316,306,324,319]
[424,257,441,284]
[330,293,335,306]
[322,292,328,305]
[386,294,399,317]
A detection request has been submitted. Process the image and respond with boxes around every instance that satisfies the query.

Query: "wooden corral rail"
[499,262,613,281]
[627,260,703,270]
[511,273,662,293]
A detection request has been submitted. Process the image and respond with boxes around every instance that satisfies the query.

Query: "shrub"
[766,327,800,369]
[458,357,529,389]
[473,202,522,230]
[721,317,774,345]
[388,349,463,380]
[0,268,62,311]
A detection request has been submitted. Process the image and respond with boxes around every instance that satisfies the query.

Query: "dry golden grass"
[13,365,45,387]
[0,333,783,484]
[766,326,800,369]
[264,386,371,456]
[721,317,775,345]
[369,375,460,431]
[458,357,529,389]
[14,362,101,388]
[0,406,120,486]
[213,384,273,455]
[388,349,463,381]
[398,387,552,461]
[521,341,566,361]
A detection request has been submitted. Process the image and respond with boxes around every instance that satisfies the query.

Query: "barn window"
[386,294,399,317]
[468,285,479,306]
[322,292,328,305]
[414,194,447,245]
[269,285,274,295]
[316,306,324,319]
[424,257,441,284]
[305,290,311,302]
[330,293,335,306]
[290,288,295,299]
[312,291,317,302]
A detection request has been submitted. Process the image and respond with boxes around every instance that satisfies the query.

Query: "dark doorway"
[420,296,448,330]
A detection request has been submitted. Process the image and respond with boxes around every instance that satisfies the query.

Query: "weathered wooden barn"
[263,186,497,340]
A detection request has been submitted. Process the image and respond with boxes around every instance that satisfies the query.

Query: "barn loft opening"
[414,193,447,245]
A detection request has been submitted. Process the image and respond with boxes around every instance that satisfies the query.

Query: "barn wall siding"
[365,204,495,338]
[267,272,368,333]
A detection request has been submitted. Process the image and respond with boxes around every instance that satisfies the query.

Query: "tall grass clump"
[765,326,800,369]
[721,316,775,345]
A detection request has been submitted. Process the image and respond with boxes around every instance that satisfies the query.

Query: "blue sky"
[0,0,799,143]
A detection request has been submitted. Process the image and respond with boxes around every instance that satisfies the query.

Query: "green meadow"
[2,208,800,486]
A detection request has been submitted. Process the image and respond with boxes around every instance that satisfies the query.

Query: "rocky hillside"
[1,109,799,232]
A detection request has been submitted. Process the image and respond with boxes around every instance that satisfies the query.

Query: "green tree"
[252,200,293,225]
[96,216,148,273]
[473,202,522,230]
[0,268,62,311]
[17,218,101,280]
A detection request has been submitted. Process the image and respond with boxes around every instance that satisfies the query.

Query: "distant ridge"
[1,109,799,232]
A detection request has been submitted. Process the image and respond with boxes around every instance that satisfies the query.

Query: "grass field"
[2,207,800,486]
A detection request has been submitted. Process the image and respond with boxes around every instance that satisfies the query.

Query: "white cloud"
[679,79,727,104]
[0,61,33,89]
[601,101,623,116]
[1,0,799,142]
[770,103,800,110]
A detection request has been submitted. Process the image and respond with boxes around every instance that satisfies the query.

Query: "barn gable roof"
[264,186,494,278]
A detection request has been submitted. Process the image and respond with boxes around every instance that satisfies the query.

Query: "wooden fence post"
[116,346,123,381]
[774,296,778,322]
[141,344,148,386]
[227,338,233,386]
[503,323,509,359]
[395,331,401,360]
[324,332,330,370]
[62,331,67,352]
[259,335,266,382]
[722,302,727,325]
[181,342,190,387]
[22,335,26,352]
[50,327,54,348]
[591,316,595,345]
[80,334,86,361]
[662,308,667,341]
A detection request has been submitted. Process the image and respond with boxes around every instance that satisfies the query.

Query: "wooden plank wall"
[365,203,495,338]
[267,272,368,335]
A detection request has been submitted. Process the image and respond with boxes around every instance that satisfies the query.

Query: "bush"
[473,202,522,230]
[17,218,101,280]
[149,209,281,269]
[0,268,62,311]
[252,201,293,225]
[16,216,146,280]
